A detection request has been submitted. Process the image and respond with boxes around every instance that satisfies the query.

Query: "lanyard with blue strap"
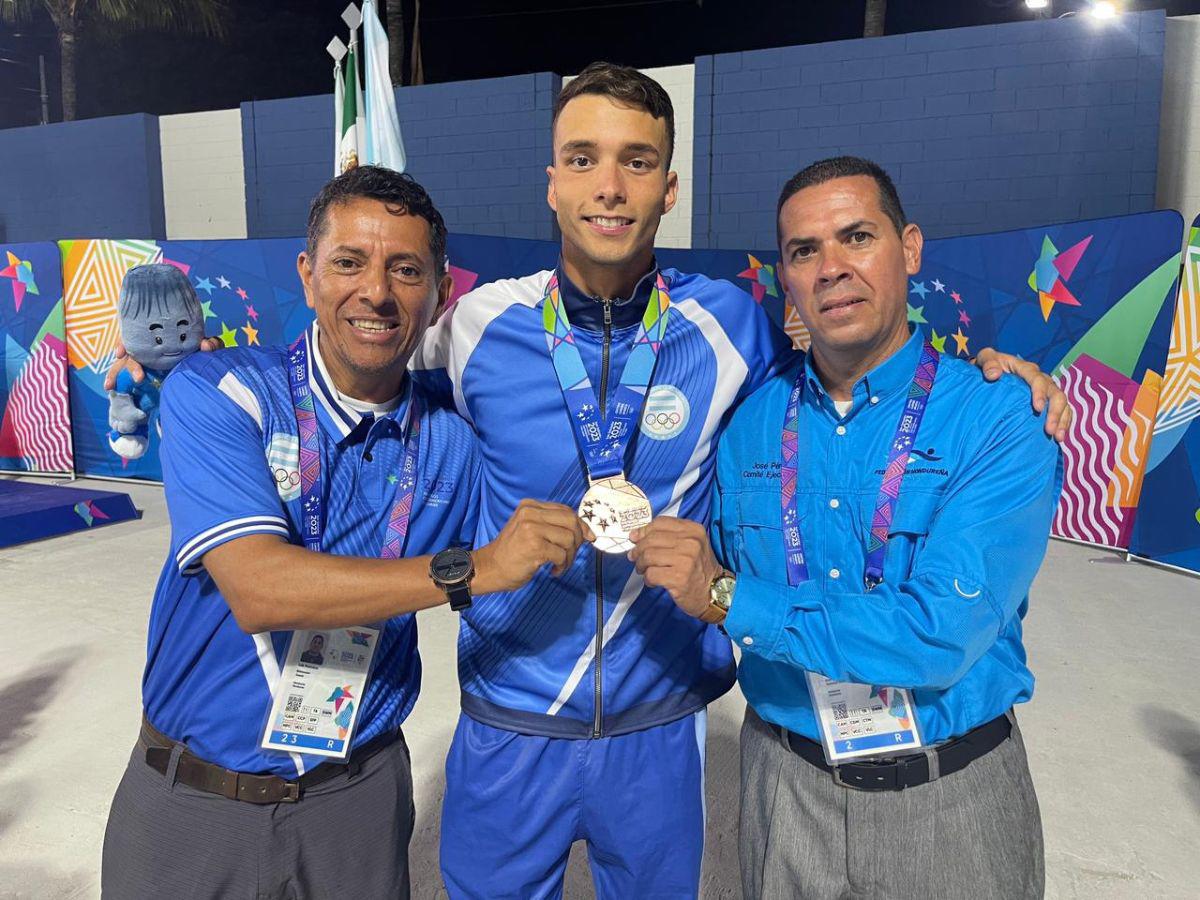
[542,270,671,553]
[260,329,423,761]
[780,338,941,764]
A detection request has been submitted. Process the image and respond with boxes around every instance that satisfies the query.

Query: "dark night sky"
[2,0,1200,129]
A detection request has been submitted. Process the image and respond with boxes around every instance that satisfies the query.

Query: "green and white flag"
[338,39,364,174]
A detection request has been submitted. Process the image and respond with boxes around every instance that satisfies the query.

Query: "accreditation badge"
[261,626,380,760]
[578,474,654,554]
[805,671,924,764]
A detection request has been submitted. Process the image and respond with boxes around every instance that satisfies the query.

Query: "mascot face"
[118,264,206,371]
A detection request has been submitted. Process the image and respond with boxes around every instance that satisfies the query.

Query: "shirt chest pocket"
[869,489,940,584]
[728,491,784,575]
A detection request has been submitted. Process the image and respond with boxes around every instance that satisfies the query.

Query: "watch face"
[432,548,473,583]
[712,575,736,609]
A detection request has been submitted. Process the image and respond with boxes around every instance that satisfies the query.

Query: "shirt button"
[829,568,841,579]
[829,498,840,509]
[836,425,847,436]
[742,636,754,646]
[870,396,880,405]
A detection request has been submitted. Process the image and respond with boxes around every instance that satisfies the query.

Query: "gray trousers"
[739,706,1044,900]
[101,734,414,899]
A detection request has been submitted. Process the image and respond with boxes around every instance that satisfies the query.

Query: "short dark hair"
[776,156,908,244]
[554,62,676,168]
[306,165,448,272]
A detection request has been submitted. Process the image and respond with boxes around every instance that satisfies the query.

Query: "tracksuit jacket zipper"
[593,299,613,738]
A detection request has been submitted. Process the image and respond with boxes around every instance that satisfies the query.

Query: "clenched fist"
[473,499,592,594]
[628,516,722,619]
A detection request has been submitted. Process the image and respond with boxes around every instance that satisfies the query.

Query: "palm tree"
[864,0,886,37]
[386,0,406,86]
[1,0,226,121]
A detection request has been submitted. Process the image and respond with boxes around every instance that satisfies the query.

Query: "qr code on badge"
[285,695,303,714]
[832,702,848,721]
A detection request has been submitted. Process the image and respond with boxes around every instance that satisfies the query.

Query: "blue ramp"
[0,480,139,549]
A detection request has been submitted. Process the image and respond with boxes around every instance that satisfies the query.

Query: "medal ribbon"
[781,339,940,590]
[287,330,422,558]
[542,271,671,481]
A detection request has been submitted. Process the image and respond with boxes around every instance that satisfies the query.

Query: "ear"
[432,269,454,323]
[297,251,316,311]
[546,164,558,214]
[902,223,924,276]
[663,170,679,216]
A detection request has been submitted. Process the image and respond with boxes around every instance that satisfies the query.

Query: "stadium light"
[1090,1,1118,19]
[1025,0,1049,10]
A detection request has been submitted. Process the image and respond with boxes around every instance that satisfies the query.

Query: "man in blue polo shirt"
[414,66,1069,899]
[632,157,1062,899]
[101,166,588,899]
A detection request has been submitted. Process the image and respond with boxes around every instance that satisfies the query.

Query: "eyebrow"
[783,219,879,251]
[557,140,661,159]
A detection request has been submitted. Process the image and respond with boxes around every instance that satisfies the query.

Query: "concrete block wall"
[694,10,1166,249]
[1157,14,1200,232]
[641,65,694,248]
[0,113,166,243]
[160,109,248,239]
[242,73,560,241]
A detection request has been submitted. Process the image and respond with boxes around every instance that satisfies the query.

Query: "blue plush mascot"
[107,264,205,460]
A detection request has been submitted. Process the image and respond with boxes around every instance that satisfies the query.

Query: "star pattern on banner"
[217,276,231,289]
[219,321,238,347]
[195,277,215,295]
[1028,234,1091,321]
[736,254,780,303]
[929,328,947,353]
[200,300,216,321]
[909,280,929,300]
[932,279,945,293]
[242,322,259,345]
[236,287,249,300]
[907,303,927,324]
[951,291,963,304]
[952,327,970,357]
[958,308,972,327]
[246,304,259,321]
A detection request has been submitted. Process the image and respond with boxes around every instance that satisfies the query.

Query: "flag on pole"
[338,37,364,173]
[361,0,407,172]
[327,36,348,176]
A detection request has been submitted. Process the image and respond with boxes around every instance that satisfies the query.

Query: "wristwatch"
[430,547,475,611]
[701,570,736,625]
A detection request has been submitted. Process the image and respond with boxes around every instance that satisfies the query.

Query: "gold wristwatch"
[701,570,736,624]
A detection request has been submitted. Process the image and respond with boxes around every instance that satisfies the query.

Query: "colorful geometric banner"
[0,241,72,474]
[1130,217,1200,574]
[909,211,1183,553]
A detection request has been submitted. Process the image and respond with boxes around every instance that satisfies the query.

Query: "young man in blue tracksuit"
[413,64,1069,899]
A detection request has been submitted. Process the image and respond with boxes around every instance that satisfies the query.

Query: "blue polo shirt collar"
[802,326,924,414]
[556,258,658,332]
[308,321,412,444]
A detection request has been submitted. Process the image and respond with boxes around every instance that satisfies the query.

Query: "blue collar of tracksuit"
[556,259,659,332]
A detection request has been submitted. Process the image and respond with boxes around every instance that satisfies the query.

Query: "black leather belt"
[138,714,402,804]
[783,712,1012,792]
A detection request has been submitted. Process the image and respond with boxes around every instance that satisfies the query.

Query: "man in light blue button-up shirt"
[630,156,1062,900]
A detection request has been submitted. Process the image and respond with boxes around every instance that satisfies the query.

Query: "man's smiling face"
[547,93,678,283]
[297,196,448,401]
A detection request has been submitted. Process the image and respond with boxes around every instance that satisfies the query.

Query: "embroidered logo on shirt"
[640,384,690,441]
[267,433,301,502]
